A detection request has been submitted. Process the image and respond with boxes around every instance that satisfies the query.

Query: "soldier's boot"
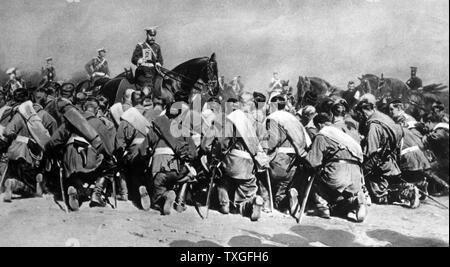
[161,190,176,216]
[417,180,429,201]
[3,179,15,203]
[239,196,264,222]
[390,183,420,209]
[175,184,188,213]
[288,188,299,216]
[67,186,80,212]
[35,173,44,198]
[312,192,331,219]
[3,179,30,203]
[89,177,107,208]
[139,186,151,211]
[118,177,128,201]
[217,186,230,215]
[352,191,368,223]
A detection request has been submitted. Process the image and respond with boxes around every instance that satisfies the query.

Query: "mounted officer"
[85,48,110,87]
[406,66,422,91]
[3,68,26,99]
[131,27,164,96]
[41,57,56,83]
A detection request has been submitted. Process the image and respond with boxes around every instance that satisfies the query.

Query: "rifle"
[57,161,69,214]
[205,134,237,219]
[265,169,274,213]
[294,175,314,224]
[0,162,8,194]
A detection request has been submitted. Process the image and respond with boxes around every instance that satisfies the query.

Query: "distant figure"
[269,72,283,92]
[3,68,26,96]
[218,76,226,90]
[406,66,423,91]
[41,57,56,82]
[230,76,244,97]
[85,48,110,85]
[431,101,449,123]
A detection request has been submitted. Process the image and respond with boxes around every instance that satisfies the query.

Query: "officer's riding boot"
[90,177,107,208]
[139,186,151,211]
[68,186,80,212]
[161,190,176,216]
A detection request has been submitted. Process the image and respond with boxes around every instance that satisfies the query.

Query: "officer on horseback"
[3,68,26,97]
[131,27,164,95]
[85,48,110,86]
[41,57,56,83]
[406,66,423,91]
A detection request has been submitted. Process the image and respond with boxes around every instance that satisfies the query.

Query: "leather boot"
[3,179,15,203]
[350,191,368,223]
[242,196,264,222]
[68,186,80,211]
[217,186,230,214]
[35,173,44,197]
[90,177,107,208]
[3,179,29,202]
[289,188,299,216]
[161,190,176,215]
[117,175,128,201]
[175,183,187,213]
[139,186,151,211]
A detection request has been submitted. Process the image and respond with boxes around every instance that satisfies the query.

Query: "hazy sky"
[0,0,448,92]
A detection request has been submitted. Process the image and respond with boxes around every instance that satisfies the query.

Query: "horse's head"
[201,53,219,97]
[297,76,311,94]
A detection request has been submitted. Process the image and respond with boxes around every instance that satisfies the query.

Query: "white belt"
[131,137,145,146]
[277,147,296,154]
[154,147,175,156]
[67,136,91,147]
[141,62,155,68]
[401,146,420,156]
[16,135,30,144]
[229,149,252,160]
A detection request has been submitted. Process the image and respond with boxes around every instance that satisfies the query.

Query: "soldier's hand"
[137,58,144,65]
[156,62,162,69]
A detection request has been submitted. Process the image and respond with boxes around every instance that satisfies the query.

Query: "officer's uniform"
[131,28,164,90]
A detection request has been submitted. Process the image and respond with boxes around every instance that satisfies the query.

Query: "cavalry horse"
[96,53,219,107]
[295,76,342,109]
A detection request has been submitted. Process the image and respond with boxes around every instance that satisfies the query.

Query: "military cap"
[332,97,349,112]
[6,68,16,75]
[13,88,29,103]
[253,92,266,103]
[348,80,355,85]
[301,105,317,117]
[60,83,75,97]
[97,48,107,53]
[46,57,53,61]
[174,91,190,103]
[432,101,445,111]
[153,96,165,106]
[207,97,221,105]
[270,95,286,103]
[303,91,318,106]
[145,27,158,36]
[359,93,377,106]
[410,66,418,71]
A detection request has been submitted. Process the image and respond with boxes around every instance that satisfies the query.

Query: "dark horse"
[98,53,219,107]
[295,76,342,108]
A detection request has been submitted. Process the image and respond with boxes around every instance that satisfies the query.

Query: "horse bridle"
[157,59,218,96]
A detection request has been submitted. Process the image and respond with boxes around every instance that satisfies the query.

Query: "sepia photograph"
[0,0,448,252]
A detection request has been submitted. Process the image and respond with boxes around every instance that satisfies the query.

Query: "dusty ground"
[0,194,448,247]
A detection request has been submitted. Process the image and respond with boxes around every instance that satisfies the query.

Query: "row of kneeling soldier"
[0,86,448,223]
